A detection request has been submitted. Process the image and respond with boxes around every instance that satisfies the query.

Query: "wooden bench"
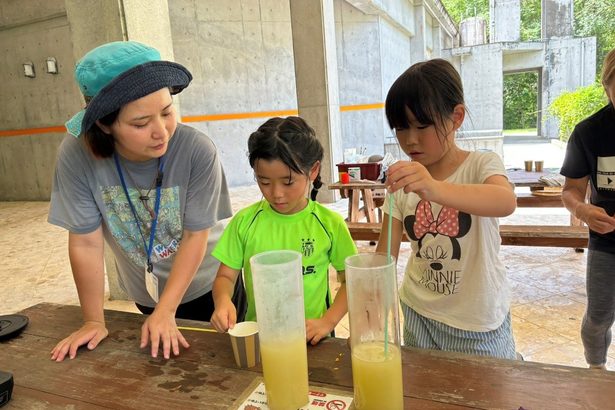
[346,222,589,248]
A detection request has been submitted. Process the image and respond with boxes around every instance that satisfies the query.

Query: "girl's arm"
[386,161,516,217]
[306,271,348,345]
[562,176,615,234]
[140,227,210,359]
[428,175,516,217]
[211,264,242,332]
[51,227,108,361]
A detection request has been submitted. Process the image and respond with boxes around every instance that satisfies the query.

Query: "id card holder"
[145,267,159,303]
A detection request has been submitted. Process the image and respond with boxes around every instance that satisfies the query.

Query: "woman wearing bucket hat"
[48,41,245,361]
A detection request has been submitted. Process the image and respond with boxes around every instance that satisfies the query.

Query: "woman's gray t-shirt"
[49,123,232,306]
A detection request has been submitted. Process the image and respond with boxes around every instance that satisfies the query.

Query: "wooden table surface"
[2,303,613,409]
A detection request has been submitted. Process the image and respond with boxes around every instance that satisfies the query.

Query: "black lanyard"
[113,154,165,272]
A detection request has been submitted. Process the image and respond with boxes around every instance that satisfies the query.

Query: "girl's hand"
[50,321,108,362]
[306,317,336,345]
[576,203,615,234]
[210,299,237,333]
[140,308,189,359]
[385,161,439,200]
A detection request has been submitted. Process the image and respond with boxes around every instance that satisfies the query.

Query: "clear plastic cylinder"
[345,253,403,410]
[250,250,308,410]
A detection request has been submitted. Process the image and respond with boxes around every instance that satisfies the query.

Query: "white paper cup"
[228,321,260,368]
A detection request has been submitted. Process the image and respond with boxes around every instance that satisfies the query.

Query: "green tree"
[575,0,615,77]
[440,0,488,24]
[503,72,538,130]
[520,0,541,41]
[547,83,606,142]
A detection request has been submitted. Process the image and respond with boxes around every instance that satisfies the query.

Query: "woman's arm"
[140,227,210,359]
[51,227,107,361]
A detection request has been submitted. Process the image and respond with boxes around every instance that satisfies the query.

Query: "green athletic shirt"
[212,199,357,321]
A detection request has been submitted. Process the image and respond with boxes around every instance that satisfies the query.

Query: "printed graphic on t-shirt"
[101,185,182,267]
[405,200,471,295]
[301,237,315,257]
[597,156,615,191]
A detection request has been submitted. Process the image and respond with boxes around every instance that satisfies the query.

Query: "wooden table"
[2,303,613,409]
[329,170,565,223]
[328,180,385,223]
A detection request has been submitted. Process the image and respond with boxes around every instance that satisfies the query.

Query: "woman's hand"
[385,161,439,200]
[210,298,237,333]
[140,308,189,359]
[50,320,108,361]
[306,317,336,345]
[576,203,615,234]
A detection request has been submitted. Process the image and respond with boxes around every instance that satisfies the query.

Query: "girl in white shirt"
[377,59,518,359]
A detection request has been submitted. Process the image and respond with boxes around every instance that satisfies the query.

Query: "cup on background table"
[340,172,350,184]
[534,160,544,172]
[228,321,260,368]
[524,160,533,172]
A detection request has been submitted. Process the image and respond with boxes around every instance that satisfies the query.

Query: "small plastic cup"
[534,160,544,172]
[524,160,533,172]
[228,321,260,368]
[341,172,350,184]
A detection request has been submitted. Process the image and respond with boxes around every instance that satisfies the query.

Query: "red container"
[336,163,381,181]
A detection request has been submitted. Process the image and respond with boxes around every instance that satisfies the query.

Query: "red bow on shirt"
[413,200,460,239]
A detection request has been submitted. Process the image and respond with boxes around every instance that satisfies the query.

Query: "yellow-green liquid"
[351,342,403,410]
[260,336,309,410]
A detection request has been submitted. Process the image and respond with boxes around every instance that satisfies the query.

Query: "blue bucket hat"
[65,41,192,137]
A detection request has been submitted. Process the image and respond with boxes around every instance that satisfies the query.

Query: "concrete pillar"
[410,5,426,62]
[289,0,342,203]
[541,0,573,39]
[64,0,176,300]
[489,0,520,42]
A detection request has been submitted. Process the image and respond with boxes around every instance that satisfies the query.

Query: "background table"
[2,303,613,409]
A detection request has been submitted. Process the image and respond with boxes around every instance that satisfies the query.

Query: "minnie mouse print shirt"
[385,151,511,332]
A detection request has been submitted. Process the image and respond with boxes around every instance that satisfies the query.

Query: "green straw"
[384,193,395,358]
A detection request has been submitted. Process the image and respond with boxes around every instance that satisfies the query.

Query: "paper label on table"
[235,381,353,410]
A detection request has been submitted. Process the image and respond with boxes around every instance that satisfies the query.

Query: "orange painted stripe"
[340,103,385,112]
[1,104,385,136]
[182,109,299,123]
[0,125,66,138]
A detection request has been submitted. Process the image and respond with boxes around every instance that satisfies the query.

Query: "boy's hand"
[211,298,237,333]
[306,317,336,345]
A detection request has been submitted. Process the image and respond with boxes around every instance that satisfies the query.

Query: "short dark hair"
[248,116,324,200]
[83,109,119,158]
[385,58,464,141]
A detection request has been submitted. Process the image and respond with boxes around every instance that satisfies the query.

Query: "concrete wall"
[1,0,457,199]
[542,0,573,39]
[489,0,520,43]
[453,44,505,136]
[542,36,596,139]
[0,0,77,200]
[169,0,298,187]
